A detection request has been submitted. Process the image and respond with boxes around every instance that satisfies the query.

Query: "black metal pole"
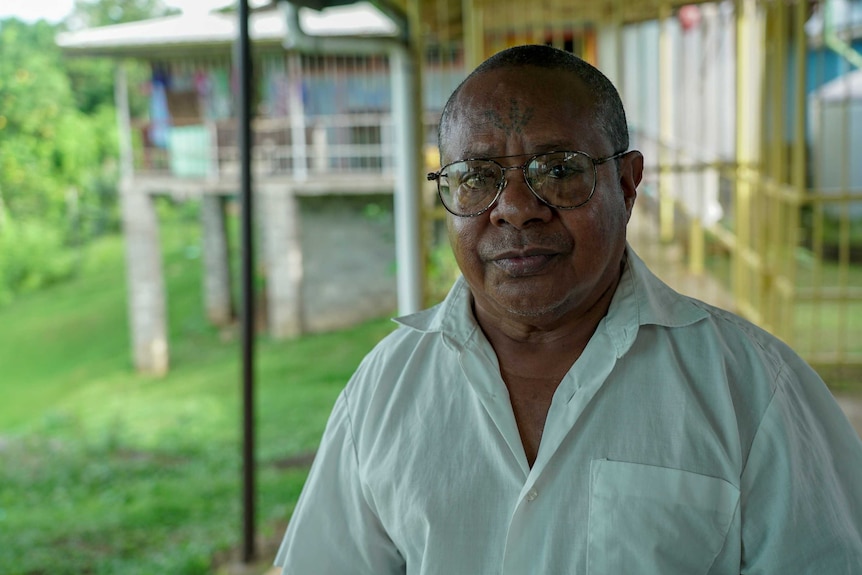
[236,0,256,564]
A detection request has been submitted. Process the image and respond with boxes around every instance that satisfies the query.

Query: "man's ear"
[619,150,643,220]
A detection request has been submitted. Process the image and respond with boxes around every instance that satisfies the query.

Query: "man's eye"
[547,162,582,179]
[459,170,493,189]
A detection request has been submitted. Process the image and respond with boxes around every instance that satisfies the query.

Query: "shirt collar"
[601,245,709,357]
[394,274,479,346]
[394,244,708,354]
[623,245,709,328]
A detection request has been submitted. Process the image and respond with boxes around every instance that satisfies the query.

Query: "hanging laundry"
[149,71,171,149]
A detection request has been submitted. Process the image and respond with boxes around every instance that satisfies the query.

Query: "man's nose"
[490,167,553,228]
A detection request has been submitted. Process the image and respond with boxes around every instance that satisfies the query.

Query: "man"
[275,45,862,574]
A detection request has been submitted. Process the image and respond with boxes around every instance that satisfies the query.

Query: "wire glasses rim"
[426,149,629,217]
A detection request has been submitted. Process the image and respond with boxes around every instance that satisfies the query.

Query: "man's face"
[443,66,642,329]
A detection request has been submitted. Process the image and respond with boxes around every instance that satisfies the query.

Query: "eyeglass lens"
[437,152,596,216]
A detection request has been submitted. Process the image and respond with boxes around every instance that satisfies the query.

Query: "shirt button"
[526,489,538,502]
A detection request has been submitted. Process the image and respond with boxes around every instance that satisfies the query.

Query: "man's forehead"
[460,65,589,95]
[440,69,600,160]
[448,67,595,126]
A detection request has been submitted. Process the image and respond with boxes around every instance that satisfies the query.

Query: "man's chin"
[490,291,570,322]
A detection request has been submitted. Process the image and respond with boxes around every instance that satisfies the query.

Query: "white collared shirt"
[275,246,862,574]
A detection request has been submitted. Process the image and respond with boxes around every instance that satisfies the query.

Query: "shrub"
[0,216,76,305]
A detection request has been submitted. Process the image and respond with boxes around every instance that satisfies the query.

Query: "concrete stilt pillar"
[120,186,168,375]
[261,185,303,338]
[201,195,234,326]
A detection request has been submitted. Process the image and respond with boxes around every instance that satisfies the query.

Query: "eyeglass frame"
[426,149,629,217]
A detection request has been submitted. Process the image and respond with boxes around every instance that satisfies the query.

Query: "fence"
[612,0,862,371]
[415,0,861,374]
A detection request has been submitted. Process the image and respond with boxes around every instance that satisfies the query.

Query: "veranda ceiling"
[57,0,735,60]
[287,0,738,58]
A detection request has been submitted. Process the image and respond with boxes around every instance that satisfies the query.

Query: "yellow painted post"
[771,1,787,187]
[766,0,783,338]
[784,0,806,349]
[689,217,705,274]
[777,0,789,335]
[462,0,483,70]
[531,3,545,49]
[659,0,675,243]
[765,0,788,334]
[735,0,755,312]
[596,0,622,86]
[685,4,704,276]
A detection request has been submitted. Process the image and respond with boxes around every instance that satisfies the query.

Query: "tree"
[0,17,122,301]
[68,0,179,29]
[0,19,77,223]
[0,1,182,302]
[64,0,179,114]
[0,19,88,299]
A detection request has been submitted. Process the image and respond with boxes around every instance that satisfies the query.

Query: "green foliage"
[0,435,236,575]
[65,56,117,114]
[0,20,76,221]
[65,0,175,116]
[0,218,76,305]
[0,0,198,307]
[425,231,460,305]
[0,16,123,304]
[0,2,190,306]
[69,0,179,28]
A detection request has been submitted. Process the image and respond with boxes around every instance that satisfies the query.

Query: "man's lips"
[488,248,559,276]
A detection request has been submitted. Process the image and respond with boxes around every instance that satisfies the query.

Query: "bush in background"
[0,217,76,306]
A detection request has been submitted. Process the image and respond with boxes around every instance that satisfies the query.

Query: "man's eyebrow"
[452,145,579,161]
[532,142,575,153]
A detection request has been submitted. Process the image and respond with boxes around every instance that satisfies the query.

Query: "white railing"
[131,112,402,179]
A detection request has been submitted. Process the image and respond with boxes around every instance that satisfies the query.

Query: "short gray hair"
[438,44,629,158]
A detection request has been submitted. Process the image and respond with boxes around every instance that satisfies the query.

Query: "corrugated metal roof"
[380,0,725,27]
[56,1,397,58]
[56,0,734,59]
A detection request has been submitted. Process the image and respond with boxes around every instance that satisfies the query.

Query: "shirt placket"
[457,333,531,478]
[499,325,623,574]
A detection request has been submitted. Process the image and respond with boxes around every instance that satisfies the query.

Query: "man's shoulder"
[665,293,822,393]
[345,311,452,394]
[688,297,783,352]
[628,249,796,367]
[627,252,814,397]
[363,317,441,365]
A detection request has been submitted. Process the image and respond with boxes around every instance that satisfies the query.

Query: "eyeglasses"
[426,150,628,217]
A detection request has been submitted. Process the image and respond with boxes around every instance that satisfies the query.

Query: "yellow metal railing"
[418,0,861,373]
[645,0,861,370]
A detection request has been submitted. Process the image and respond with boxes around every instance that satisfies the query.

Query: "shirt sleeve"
[274,391,405,575]
[739,357,862,574]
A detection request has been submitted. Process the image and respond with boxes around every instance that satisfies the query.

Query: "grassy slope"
[0,206,396,574]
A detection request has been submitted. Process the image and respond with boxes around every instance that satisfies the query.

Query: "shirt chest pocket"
[587,459,739,575]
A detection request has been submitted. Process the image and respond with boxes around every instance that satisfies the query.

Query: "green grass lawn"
[0,204,396,574]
